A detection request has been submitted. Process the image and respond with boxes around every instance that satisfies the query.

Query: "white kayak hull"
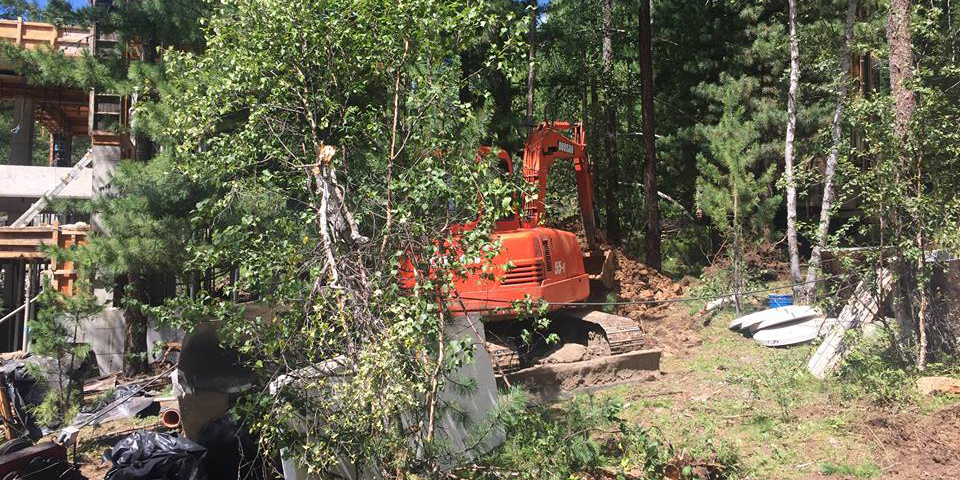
[753,317,838,347]
[750,308,823,333]
[729,305,820,332]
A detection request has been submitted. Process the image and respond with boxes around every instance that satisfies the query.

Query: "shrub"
[837,329,916,407]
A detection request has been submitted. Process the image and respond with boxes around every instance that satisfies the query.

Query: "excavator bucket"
[583,249,617,290]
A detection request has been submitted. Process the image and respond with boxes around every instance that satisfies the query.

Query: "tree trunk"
[526,0,537,125]
[602,0,622,245]
[637,0,661,270]
[887,0,924,368]
[123,35,159,378]
[888,0,916,141]
[732,181,743,315]
[123,273,149,377]
[802,0,858,302]
[784,0,802,291]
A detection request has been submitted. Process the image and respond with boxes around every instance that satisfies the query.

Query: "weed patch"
[820,460,881,478]
[476,388,741,479]
[837,330,916,407]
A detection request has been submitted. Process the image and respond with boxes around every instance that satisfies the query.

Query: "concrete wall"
[91,144,120,232]
[69,307,183,375]
[0,164,93,224]
[0,165,93,199]
[9,96,34,166]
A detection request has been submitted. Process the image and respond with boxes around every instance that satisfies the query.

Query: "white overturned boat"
[753,317,838,347]
[749,306,823,333]
[728,305,820,332]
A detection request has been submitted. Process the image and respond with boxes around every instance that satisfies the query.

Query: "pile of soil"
[609,250,702,357]
[614,251,684,321]
[863,405,960,478]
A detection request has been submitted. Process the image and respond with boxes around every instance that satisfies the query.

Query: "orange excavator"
[448,122,646,373]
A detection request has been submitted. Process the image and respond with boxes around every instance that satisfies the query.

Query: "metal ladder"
[8,150,93,228]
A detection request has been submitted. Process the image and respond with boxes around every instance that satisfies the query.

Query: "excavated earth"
[610,250,703,358]
[862,405,960,479]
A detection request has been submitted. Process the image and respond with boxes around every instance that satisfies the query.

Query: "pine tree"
[696,76,780,312]
[2,0,211,376]
[637,0,661,270]
[31,278,101,426]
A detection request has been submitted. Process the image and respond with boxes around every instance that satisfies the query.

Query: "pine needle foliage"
[696,76,779,309]
[31,276,101,427]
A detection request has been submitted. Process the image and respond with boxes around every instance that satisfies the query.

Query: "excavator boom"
[520,123,600,251]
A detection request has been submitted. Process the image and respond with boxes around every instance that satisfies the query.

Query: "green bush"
[481,389,625,478]
[476,388,738,479]
[837,329,916,407]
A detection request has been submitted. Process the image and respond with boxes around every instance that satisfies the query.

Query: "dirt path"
[599,309,960,479]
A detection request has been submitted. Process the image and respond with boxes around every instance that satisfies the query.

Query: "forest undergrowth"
[475,267,960,479]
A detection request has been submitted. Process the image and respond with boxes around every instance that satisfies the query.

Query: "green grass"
[584,299,960,479]
[601,317,883,479]
[820,460,882,478]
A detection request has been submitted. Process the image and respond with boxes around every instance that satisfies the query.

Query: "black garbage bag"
[2,358,51,439]
[104,431,208,480]
[197,415,266,480]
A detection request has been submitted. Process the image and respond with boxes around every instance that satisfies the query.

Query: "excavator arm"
[521,122,600,251]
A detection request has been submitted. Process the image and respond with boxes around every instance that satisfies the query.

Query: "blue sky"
[34,0,88,8]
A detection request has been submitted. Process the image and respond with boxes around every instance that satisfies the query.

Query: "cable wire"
[454,274,843,307]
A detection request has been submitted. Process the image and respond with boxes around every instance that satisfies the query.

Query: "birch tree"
[151,0,526,471]
[801,0,858,302]
[784,0,803,291]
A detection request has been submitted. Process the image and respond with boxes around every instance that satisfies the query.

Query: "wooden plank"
[0,239,47,246]
[0,19,89,56]
[0,252,46,259]
[0,226,56,233]
[807,268,893,379]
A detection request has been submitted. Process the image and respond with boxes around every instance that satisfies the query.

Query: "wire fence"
[455,274,848,308]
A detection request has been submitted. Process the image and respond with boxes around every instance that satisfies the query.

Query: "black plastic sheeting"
[72,385,158,427]
[103,431,207,480]
[1,359,48,439]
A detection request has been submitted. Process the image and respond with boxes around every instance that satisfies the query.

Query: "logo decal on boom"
[557,141,574,154]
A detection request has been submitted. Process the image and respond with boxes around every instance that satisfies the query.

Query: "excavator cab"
[448,123,622,314]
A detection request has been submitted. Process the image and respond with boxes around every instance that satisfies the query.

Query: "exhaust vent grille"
[502,260,545,286]
[542,239,553,272]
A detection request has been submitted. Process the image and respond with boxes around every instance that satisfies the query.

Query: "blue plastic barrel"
[768,294,793,308]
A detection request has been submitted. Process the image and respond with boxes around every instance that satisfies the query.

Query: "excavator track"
[483,309,661,400]
[485,337,521,373]
[567,310,645,355]
[484,310,644,374]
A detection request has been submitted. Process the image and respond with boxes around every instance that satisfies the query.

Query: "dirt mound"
[609,250,702,357]
[863,405,960,478]
[614,250,684,320]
